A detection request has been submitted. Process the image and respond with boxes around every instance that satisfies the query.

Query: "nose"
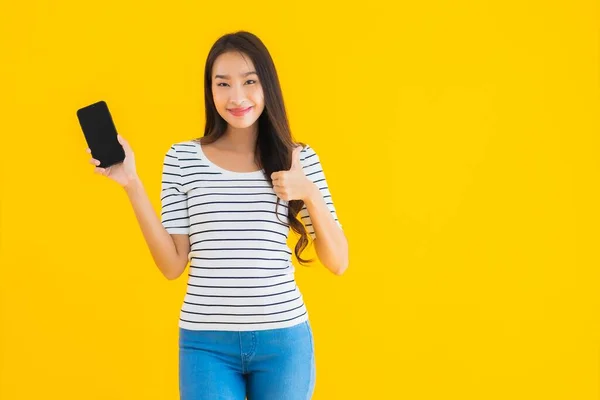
[229,84,247,106]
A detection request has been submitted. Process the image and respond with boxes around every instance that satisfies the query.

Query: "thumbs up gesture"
[271,145,314,202]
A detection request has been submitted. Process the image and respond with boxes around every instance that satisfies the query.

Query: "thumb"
[290,145,302,171]
[117,134,132,154]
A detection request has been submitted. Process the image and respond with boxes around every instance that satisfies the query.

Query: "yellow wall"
[1,1,599,399]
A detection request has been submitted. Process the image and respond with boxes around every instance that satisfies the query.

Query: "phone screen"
[77,101,125,168]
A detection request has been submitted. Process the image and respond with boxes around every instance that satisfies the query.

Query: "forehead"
[212,52,256,77]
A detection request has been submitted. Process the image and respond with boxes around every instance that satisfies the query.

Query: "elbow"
[334,261,349,276]
[315,235,349,276]
[330,256,349,276]
[334,240,349,276]
[161,264,185,281]
[165,272,179,281]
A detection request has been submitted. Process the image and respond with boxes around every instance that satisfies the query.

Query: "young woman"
[87,30,348,400]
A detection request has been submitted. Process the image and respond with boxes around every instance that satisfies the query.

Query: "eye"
[216,80,256,87]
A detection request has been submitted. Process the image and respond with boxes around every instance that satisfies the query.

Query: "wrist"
[303,181,320,206]
[123,175,142,193]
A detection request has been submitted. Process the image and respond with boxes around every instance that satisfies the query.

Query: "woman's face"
[211,51,265,129]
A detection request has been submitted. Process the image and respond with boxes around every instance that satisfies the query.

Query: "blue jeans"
[178,320,316,400]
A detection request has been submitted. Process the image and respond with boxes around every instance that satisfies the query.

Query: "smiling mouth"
[227,106,253,116]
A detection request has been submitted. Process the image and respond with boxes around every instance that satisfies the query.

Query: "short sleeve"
[297,144,343,240]
[160,145,190,234]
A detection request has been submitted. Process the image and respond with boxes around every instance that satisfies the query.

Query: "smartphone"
[77,100,125,168]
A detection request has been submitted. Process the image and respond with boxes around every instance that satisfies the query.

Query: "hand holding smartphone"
[78,100,138,187]
[77,100,125,168]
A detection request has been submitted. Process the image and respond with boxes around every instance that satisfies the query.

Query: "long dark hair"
[193,30,315,265]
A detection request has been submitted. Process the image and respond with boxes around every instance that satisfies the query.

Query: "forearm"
[123,177,182,279]
[304,183,349,275]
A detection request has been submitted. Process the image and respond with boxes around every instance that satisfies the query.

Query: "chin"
[225,118,258,129]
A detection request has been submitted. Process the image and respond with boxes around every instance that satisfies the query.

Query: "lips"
[228,106,253,117]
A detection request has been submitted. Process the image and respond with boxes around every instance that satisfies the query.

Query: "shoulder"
[297,142,319,159]
[297,143,322,168]
[164,140,198,157]
[171,140,198,152]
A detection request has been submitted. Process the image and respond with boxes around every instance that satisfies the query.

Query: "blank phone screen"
[77,101,125,168]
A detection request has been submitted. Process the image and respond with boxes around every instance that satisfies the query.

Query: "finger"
[273,173,286,185]
[86,148,91,154]
[277,191,289,201]
[94,167,106,174]
[274,170,290,180]
[117,134,131,154]
[89,158,100,166]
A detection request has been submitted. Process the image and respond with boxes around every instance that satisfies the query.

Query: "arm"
[304,183,349,275]
[124,177,190,280]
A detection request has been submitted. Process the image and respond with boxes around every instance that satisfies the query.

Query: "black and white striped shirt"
[160,140,342,331]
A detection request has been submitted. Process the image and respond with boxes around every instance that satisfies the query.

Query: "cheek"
[212,91,225,109]
[251,88,265,109]
[212,93,229,119]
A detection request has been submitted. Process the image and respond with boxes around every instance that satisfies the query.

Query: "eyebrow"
[214,71,258,79]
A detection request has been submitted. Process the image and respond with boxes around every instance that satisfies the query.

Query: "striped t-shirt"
[160,140,342,331]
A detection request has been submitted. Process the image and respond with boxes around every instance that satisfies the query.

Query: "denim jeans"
[178,320,316,400]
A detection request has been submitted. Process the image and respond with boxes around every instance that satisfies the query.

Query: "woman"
[87,30,348,400]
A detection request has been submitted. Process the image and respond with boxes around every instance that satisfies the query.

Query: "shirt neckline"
[194,141,265,177]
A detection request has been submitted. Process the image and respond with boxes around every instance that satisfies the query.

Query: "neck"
[220,123,258,153]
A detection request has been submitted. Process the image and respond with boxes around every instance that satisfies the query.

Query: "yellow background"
[1,1,599,399]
